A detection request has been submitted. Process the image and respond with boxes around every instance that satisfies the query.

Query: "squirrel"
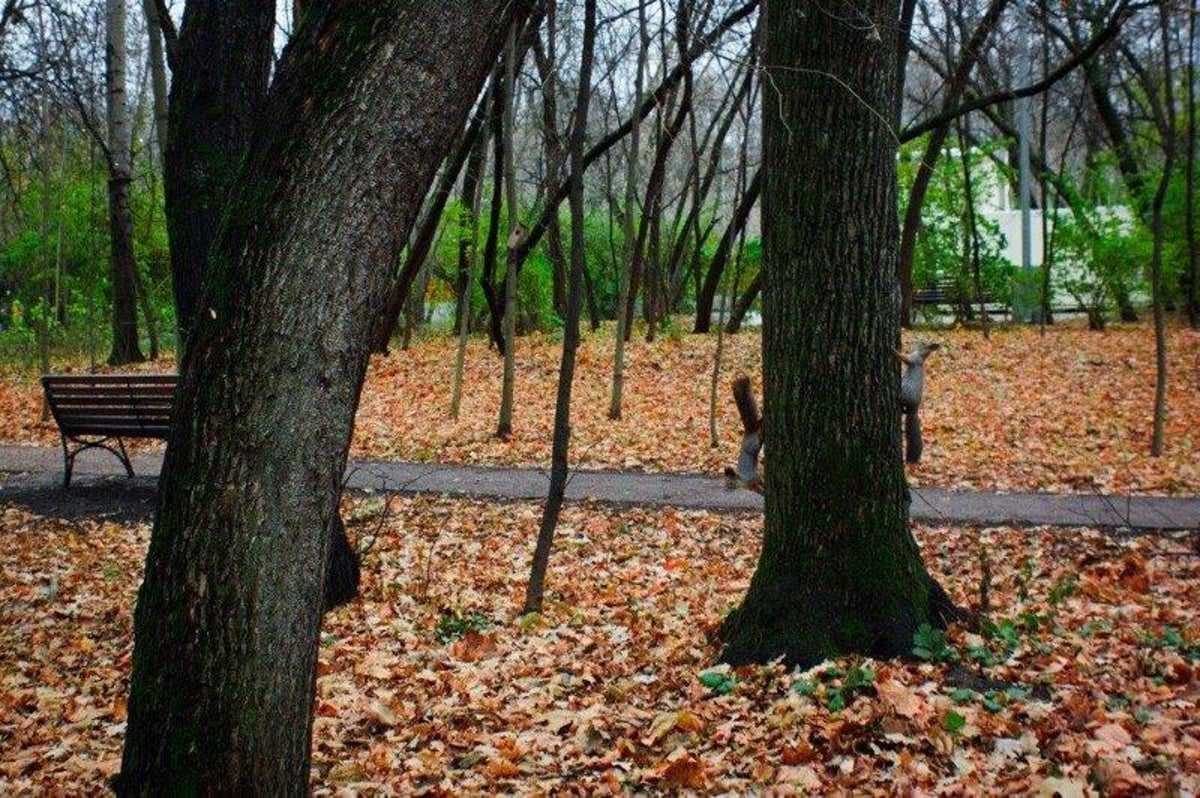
[897,342,940,464]
[724,374,764,494]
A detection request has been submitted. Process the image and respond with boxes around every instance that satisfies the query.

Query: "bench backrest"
[42,374,178,439]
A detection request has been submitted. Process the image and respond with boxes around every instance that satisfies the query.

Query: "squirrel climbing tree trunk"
[719,0,960,668]
[899,342,939,464]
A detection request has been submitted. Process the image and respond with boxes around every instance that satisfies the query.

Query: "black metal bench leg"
[61,434,73,489]
[116,437,134,478]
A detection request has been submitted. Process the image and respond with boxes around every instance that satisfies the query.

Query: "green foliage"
[1052,208,1149,326]
[900,138,1015,321]
[789,662,875,712]
[912,623,957,662]
[0,144,172,359]
[943,710,967,733]
[433,608,491,642]
[698,668,737,695]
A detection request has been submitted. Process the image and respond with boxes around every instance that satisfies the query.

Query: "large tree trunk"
[720,0,957,668]
[164,0,275,354]
[116,4,521,793]
[105,0,145,366]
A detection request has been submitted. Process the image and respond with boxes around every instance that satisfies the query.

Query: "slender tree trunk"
[164,1,275,355]
[116,5,520,792]
[524,0,595,616]
[956,119,988,338]
[608,0,649,420]
[106,0,145,366]
[497,24,522,439]
[694,169,761,332]
[709,104,752,446]
[141,0,169,164]
[1186,0,1198,329]
[896,0,1010,326]
[451,129,488,419]
[724,268,760,333]
[720,0,957,668]
[369,97,490,352]
[1149,3,1175,457]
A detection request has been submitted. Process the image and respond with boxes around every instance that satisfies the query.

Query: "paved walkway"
[0,444,1197,531]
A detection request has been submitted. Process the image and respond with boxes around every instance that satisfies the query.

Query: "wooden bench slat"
[45,385,177,396]
[62,424,172,437]
[42,374,177,383]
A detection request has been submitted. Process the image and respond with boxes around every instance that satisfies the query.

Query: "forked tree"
[116,3,523,793]
[720,0,959,667]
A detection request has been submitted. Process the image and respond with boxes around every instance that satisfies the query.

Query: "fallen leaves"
[1,495,1197,793]
[2,321,1197,495]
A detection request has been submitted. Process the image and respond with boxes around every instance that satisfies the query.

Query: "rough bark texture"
[105,0,145,366]
[117,4,521,793]
[164,0,274,353]
[720,0,957,668]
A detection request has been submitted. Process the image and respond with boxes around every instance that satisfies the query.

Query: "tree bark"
[105,0,145,366]
[117,4,521,792]
[163,0,275,354]
[694,168,761,333]
[524,0,595,615]
[720,0,957,668]
[608,0,650,420]
[141,0,169,165]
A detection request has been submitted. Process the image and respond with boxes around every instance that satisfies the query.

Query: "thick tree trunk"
[106,0,145,366]
[117,4,520,793]
[164,0,274,354]
[720,0,957,668]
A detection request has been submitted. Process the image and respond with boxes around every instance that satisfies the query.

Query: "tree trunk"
[724,268,760,333]
[117,4,521,792]
[694,168,761,333]
[1148,2,1174,457]
[524,0,595,615]
[1185,0,1198,329]
[720,0,957,668]
[896,0,1010,327]
[497,24,522,439]
[163,0,275,354]
[369,97,489,353]
[608,0,649,420]
[141,0,169,165]
[106,0,145,366]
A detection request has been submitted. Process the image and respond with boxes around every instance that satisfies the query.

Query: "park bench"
[41,373,177,487]
[914,277,1009,319]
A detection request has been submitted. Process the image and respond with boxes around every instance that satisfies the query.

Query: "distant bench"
[41,373,177,487]
[914,278,1009,318]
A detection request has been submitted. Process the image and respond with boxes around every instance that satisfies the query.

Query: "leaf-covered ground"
[1,496,1196,793]
[2,321,1197,494]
